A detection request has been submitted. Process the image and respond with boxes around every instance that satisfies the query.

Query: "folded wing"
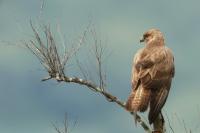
[126,47,175,124]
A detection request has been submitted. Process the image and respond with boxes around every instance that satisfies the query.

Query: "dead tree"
[24,21,164,133]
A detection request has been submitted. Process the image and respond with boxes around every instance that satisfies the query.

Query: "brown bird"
[126,29,175,124]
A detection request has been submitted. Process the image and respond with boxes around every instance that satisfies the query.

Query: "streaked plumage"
[126,29,175,124]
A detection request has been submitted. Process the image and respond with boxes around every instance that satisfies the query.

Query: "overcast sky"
[0,0,200,133]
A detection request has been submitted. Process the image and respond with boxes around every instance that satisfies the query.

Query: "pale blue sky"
[0,0,200,133]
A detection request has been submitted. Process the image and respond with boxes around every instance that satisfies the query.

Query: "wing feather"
[148,79,172,124]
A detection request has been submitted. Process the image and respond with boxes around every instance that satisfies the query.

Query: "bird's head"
[140,29,165,47]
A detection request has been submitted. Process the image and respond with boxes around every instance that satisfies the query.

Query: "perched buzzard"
[126,29,175,124]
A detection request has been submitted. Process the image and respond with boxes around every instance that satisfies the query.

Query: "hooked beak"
[140,37,145,43]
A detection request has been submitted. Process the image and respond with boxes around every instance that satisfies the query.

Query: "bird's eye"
[144,33,150,38]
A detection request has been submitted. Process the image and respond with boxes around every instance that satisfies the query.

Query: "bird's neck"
[145,40,165,49]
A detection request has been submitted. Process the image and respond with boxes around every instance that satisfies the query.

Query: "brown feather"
[126,86,151,112]
[148,85,169,124]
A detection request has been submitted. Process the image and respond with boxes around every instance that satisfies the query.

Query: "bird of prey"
[126,29,175,124]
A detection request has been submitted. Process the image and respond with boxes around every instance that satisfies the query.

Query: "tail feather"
[126,86,151,112]
[148,87,168,124]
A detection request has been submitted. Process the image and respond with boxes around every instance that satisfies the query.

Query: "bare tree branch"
[25,23,152,133]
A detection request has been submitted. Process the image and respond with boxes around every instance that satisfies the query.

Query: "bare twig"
[174,113,182,127]
[166,113,175,133]
[51,113,73,133]
[39,0,45,19]
[90,28,106,90]
[75,55,88,80]
[64,113,68,133]
[52,122,62,133]
[182,120,189,133]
